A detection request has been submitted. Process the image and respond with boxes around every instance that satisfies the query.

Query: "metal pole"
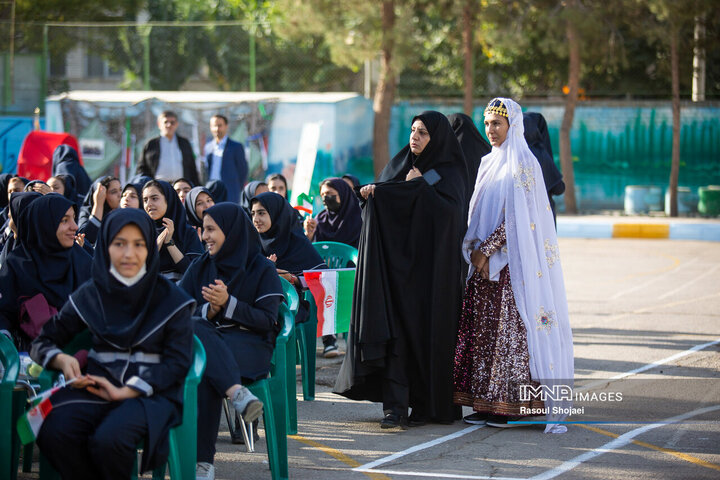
[41,24,48,106]
[143,27,151,90]
[249,32,256,92]
[8,0,15,105]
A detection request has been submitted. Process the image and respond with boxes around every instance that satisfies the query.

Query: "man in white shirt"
[136,111,200,186]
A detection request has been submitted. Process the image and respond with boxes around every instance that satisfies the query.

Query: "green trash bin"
[698,186,720,217]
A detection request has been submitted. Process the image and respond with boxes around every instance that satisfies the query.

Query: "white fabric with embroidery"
[464,97,574,433]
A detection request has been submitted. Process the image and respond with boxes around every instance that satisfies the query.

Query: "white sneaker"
[232,386,264,424]
[196,461,215,480]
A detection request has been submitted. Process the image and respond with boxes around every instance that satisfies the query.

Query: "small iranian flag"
[304,268,355,337]
[294,193,313,217]
[17,390,56,445]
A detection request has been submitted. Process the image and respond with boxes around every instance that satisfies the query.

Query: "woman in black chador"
[523,112,565,224]
[334,111,468,428]
[30,208,195,479]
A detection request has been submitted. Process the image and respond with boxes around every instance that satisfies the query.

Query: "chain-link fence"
[0,21,368,114]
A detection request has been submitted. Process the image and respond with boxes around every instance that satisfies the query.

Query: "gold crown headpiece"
[484,99,508,118]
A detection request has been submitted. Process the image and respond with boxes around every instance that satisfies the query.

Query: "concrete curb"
[556,218,720,241]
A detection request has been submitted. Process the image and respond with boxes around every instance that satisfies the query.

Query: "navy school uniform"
[30,208,195,479]
[149,180,204,282]
[178,202,284,464]
[0,194,91,351]
[251,191,328,325]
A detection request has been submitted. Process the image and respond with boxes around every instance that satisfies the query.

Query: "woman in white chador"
[453,98,574,433]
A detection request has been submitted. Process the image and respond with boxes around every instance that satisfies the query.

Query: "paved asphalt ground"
[17,237,720,479]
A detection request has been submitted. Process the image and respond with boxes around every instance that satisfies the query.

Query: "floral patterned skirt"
[453,267,544,415]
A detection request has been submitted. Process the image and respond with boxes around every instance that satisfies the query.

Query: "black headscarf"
[0,192,42,266]
[70,208,193,349]
[523,112,565,195]
[342,174,360,188]
[146,180,203,272]
[448,113,491,189]
[239,180,266,213]
[52,145,92,200]
[9,194,91,307]
[24,180,49,193]
[121,181,144,210]
[314,178,362,248]
[78,176,117,230]
[206,179,228,203]
[252,192,326,273]
[377,111,467,183]
[180,203,280,307]
[10,192,43,242]
[184,186,213,228]
[0,173,13,209]
[54,174,78,206]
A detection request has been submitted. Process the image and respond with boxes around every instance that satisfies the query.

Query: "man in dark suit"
[136,111,200,186]
[204,114,248,203]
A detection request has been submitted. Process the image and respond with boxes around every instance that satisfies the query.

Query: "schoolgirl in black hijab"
[206,179,228,203]
[78,175,123,245]
[142,179,203,281]
[311,177,362,248]
[0,191,41,268]
[48,173,79,206]
[1,175,28,225]
[239,180,268,214]
[30,208,195,478]
[184,186,215,229]
[251,191,326,274]
[52,144,92,201]
[179,203,281,465]
[0,194,91,350]
[334,110,468,427]
[0,173,13,210]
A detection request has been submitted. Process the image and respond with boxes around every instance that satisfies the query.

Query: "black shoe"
[463,412,489,425]
[486,415,524,428]
[380,413,408,429]
[408,411,427,427]
[232,418,260,444]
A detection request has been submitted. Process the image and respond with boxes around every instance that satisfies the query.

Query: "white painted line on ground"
[608,257,693,300]
[353,425,483,472]
[577,337,720,392]
[527,404,720,480]
[657,263,720,300]
[354,338,720,477]
[359,469,524,480]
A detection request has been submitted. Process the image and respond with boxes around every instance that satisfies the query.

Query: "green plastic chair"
[1,335,20,480]
[30,333,206,480]
[312,241,358,269]
[279,277,299,435]
[244,302,294,480]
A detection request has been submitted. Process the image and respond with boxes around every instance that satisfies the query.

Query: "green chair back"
[246,302,293,479]
[279,277,299,314]
[1,335,20,480]
[157,335,206,480]
[312,241,358,268]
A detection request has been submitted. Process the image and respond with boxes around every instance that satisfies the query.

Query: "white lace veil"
[464,98,574,433]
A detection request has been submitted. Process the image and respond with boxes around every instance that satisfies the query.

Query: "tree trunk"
[560,7,580,214]
[692,14,706,102]
[372,0,397,177]
[668,24,681,217]
[462,0,474,116]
